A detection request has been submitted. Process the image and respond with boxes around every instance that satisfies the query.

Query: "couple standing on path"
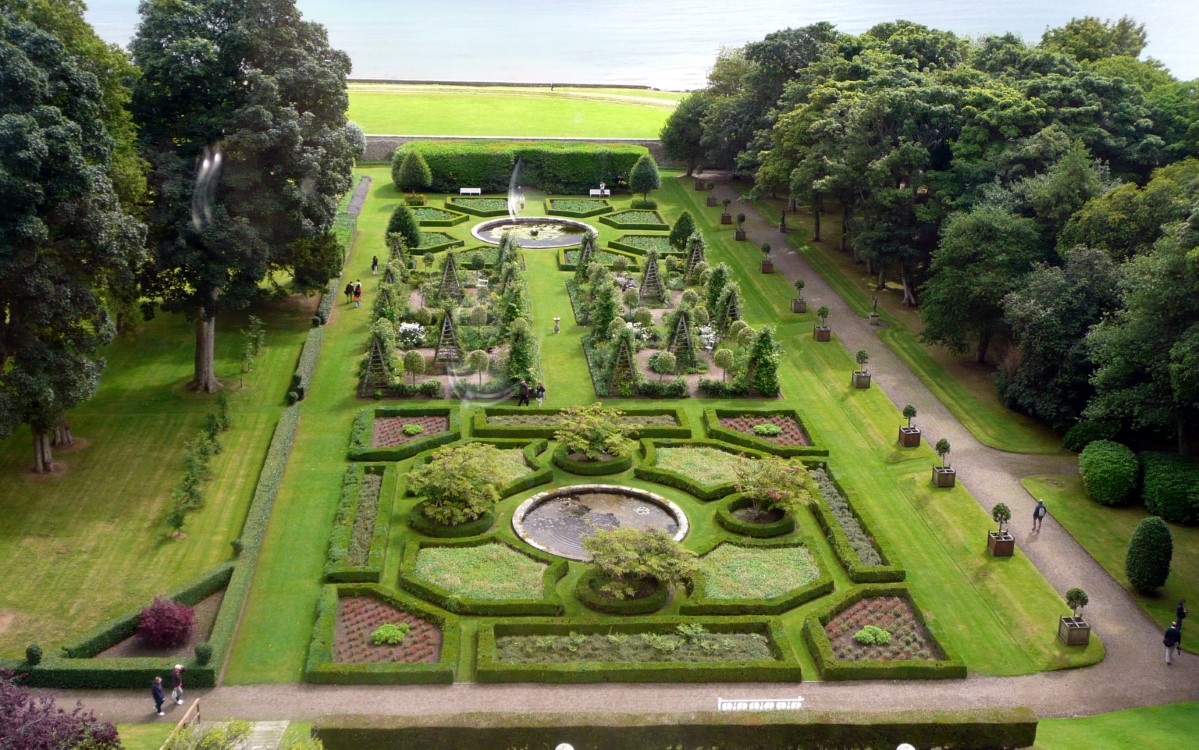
[516,379,544,407]
[150,664,185,716]
[1165,601,1189,665]
[343,279,363,308]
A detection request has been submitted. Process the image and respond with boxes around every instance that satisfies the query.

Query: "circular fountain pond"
[512,485,688,561]
[471,217,596,249]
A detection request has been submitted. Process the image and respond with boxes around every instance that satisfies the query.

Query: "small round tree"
[466,349,490,385]
[761,242,771,258]
[606,318,627,341]
[582,527,696,600]
[138,596,195,648]
[469,305,488,327]
[935,438,951,467]
[633,307,653,326]
[1078,440,1139,506]
[721,197,731,213]
[409,443,503,526]
[612,255,630,273]
[387,203,421,249]
[1066,587,1089,618]
[629,153,661,201]
[554,403,634,460]
[734,455,816,520]
[403,349,425,385]
[680,288,700,307]
[794,278,806,298]
[714,348,735,381]
[649,351,677,381]
[622,287,640,312]
[903,404,917,427]
[855,350,869,372]
[736,212,746,228]
[395,149,432,193]
[669,211,696,250]
[992,503,1011,532]
[1125,516,1173,592]
[816,306,830,327]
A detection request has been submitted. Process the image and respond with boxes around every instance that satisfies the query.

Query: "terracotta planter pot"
[791,299,807,313]
[1058,616,1091,645]
[851,371,871,389]
[813,326,831,342]
[735,228,746,240]
[760,260,774,274]
[898,426,921,447]
[720,213,732,225]
[932,466,957,487]
[706,195,718,207]
[987,531,1015,557]
[694,180,706,191]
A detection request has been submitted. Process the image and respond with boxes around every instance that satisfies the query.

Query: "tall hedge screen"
[1078,440,1139,507]
[391,141,648,194]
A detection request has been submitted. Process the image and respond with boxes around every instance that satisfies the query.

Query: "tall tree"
[131,0,357,391]
[659,93,710,176]
[0,15,145,471]
[628,153,661,200]
[1040,16,1147,63]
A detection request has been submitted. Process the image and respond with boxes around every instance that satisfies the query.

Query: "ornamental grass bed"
[492,449,534,486]
[810,467,882,566]
[824,596,942,662]
[412,543,547,600]
[699,544,819,600]
[413,207,460,221]
[495,626,773,664]
[614,234,674,254]
[719,414,811,447]
[346,472,383,566]
[334,596,442,664]
[657,446,755,486]
[371,416,449,447]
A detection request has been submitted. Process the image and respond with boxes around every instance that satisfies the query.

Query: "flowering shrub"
[697,325,719,351]
[137,596,195,648]
[396,322,427,349]
[371,622,411,646]
[810,468,882,566]
[402,424,424,436]
[624,321,653,343]
[753,423,783,436]
[853,625,892,645]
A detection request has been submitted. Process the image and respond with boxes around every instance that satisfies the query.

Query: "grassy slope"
[748,194,1062,456]
[348,84,676,137]
[1023,474,1198,646]
[0,301,307,656]
[116,724,174,750]
[226,167,1101,683]
[1034,702,1199,749]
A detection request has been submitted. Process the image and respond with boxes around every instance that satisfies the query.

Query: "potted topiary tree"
[988,503,1015,556]
[933,438,956,487]
[759,242,774,274]
[1059,588,1091,645]
[706,182,718,206]
[896,406,920,448]
[735,213,747,241]
[852,350,871,388]
[791,279,807,313]
[720,197,733,224]
[814,306,831,342]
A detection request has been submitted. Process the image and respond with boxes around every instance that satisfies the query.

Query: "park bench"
[589,188,611,197]
[459,187,482,195]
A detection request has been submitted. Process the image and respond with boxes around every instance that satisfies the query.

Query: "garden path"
[41,173,1198,727]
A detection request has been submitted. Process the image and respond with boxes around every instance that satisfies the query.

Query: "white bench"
[589,189,611,197]
[459,187,482,196]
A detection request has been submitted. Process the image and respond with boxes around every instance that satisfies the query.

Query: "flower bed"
[472,407,690,439]
[413,542,547,600]
[699,543,819,600]
[559,247,640,271]
[347,474,382,565]
[496,625,772,664]
[372,415,449,447]
[348,407,460,462]
[599,209,670,231]
[811,466,882,565]
[721,414,809,446]
[824,596,941,662]
[703,409,827,457]
[452,245,510,269]
[326,464,396,583]
[657,446,753,487]
[546,198,613,217]
[414,231,464,254]
[634,439,766,501]
[608,234,676,256]
[334,595,442,664]
[445,196,509,216]
[413,207,468,226]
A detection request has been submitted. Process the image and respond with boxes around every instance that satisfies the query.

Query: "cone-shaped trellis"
[667,309,699,369]
[387,232,409,266]
[434,309,462,365]
[438,252,464,301]
[717,286,742,334]
[499,262,520,295]
[359,337,392,398]
[639,250,665,303]
[607,331,639,395]
[574,235,596,282]
[382,263,397,283]
[685,235,706,276]
[498,232,518,267]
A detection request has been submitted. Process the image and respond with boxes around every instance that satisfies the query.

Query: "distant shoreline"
[348,78,687,92]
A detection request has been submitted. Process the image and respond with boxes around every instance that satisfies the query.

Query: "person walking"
[353,280,363,309]
[534,382,546,407]
[1178,599,1189,631]
[1032,499,1047,533]
[1164,621,1182,665]
[517,379,530,406]
[151,676,165,716]
[344,281,354,304]
[170,664,185,704]
[371,255,379,275]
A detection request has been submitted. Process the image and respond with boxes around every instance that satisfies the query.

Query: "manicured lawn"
[348,84,677,137]
[116,723,175,750]
[700,544,820,599]
[1034,702,1199,749]
[1023,473,1199,646]
[0,300,306,656]
[414,543,547,599]
[657,446,753,486]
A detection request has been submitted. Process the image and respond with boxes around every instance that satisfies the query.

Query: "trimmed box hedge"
[633,439,768,501]
[407,502,496,538]
[474,616,802,684]
[315,707,1038,750]
[556,246,641,272]
[325,464,397,583]
[443,196,510,217]
[682,538,833,616]
[408,438,552,499]
[599,209,670,232]
[802,584,967,681]
[290,326,324,402]
[713,493,796,538]
[347,406,461,461]
[552,444,633,475]
[809,462,906,584]
[305,584,459,684]
[544,198,614,218]
[572,568,671,615]
[470,406,691,439]
[702,408,828,457]
[397,536,567,616]
[412,207,470,226]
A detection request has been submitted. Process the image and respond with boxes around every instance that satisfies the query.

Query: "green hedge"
[411,233,465,255]
[599,210,670,231]
[413,208,469,227]
[713,494,796,538]
[682,537,833,616]
[290,327,324,401]
[552,444,633,476]
[809,461,906,584]
[1079,439,1140,506]
[315,276,340,326]
[397,536,567,616]
[607,235,679,256]
[633,439,766,501]
[394,141,647,194]
[325,465,397,583]
[1141,451,1199,524]
[544,198,614,218]
[803,584,967,681]
[443,196,510,217]
[305,584,458,684]
[470,406,691,439]
[555,246,641,272]
[702,408,828,457]
[408,438,551,499]
[474,616,801,684]
[347,407,461,461]
[315,707,1038,750]
[572,568,671,615]
[407,502,496,538]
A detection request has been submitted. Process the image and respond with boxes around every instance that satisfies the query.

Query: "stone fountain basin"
[471,217,597,249]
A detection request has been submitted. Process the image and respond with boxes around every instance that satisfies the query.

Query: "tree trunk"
[840,205,851,253]
[1179,419,1191,457]
[685,159,695,177]
[900,265,918,307]
[976,330,993,364]
[812,196,822,242]
[53,417,73,446]
[32,431,53,473]
[190,310,220,393]
[875,268,886,291]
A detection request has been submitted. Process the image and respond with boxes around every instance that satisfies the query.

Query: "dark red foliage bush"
[137,596,195,648]
[0,670,120,750]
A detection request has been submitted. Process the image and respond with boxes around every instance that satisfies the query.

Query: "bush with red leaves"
[0,670,120,750]
[137,596,195,648]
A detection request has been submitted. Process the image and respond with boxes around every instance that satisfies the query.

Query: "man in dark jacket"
[151,676,165,715]
[1164,621,1182,665]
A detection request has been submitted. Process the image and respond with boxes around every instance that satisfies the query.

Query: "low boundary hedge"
[305,584,458,684]
[702,408,828,457]
[544,198,614,218]
[411,233,465,255]
[326,464,397,583]
[414,208,470,227]
[407,502,496,538]
[314,708,1038,750]
[683,537,832,616]
[809,462,906,584]
[572,568,671,615]
[471,406,691,439]
[607,235,679,256]
[713,494,796,538]
[290,327,324,402]
[802,584,967,681]
[634,439,767,501]
[552,445,632,475]
[397,536,567,616]
[409,438,552,499]
[556,246,641,272]
[474,616,801,684]
[347,406,460,461]
[443,196,510,217]
[599,210,670,232]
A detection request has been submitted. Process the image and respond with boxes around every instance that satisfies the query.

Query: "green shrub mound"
[1062,420,1119,452]
[392,140,646,193]
[1141,451,1199,524]
[573,568,671,615]
[314,707,1038,750]
[407,501,496,538]
[1125,516,1174,592]
[1079,440,1140,506]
